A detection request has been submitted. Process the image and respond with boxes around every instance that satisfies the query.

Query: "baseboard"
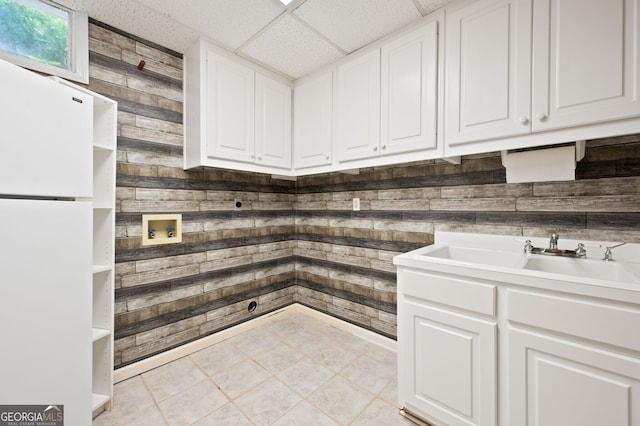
[113,303,396,384]
[291,304,396,352]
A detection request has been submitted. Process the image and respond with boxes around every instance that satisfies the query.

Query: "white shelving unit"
[51,77,117,416]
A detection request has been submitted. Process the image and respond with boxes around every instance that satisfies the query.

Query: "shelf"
[92,393,110,411]
[92,328,111,342]
[93,204,114,211]
[93,265,112,274]
[94,143,115,152]
[53,76,115,417]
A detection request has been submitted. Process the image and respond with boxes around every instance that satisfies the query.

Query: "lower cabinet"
[397,267,640,426]
[397,269,497,426]
[506,288,640,426]
[508,328,640,426]
[399,301,497,426]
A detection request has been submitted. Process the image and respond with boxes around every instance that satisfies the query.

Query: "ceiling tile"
[241,14,344,79]
[133,0,285,50]
[56,0,200,53]
[293,0,422,53]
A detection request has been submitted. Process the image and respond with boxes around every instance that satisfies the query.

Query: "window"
[0,0,88,83]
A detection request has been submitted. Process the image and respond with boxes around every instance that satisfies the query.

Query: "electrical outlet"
[352,197,360,211]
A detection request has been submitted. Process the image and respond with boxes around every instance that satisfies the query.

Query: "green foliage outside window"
[0,0,69,69]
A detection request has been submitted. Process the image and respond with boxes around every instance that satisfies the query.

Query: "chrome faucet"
[603,243,626,261]
[549,233,559,250]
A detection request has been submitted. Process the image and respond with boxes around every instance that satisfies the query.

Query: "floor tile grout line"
[276,361,340,424]
[138,371,170,425]
[188,341,250,378]
[97,311,398,425]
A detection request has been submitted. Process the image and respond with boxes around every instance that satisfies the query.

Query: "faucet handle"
[523,240,534,253]
[602,243,626,261]
[603,247,615,261]
[575,243,587,257]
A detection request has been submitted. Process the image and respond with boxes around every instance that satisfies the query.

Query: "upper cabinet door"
[0,59,93,198]
[255,74,292,169]
[381,20,439,156]
[532,0,640,131]
[336,49,381,162]
[293,70,333,169]
[206,50,255,163]
[445,0,532,146]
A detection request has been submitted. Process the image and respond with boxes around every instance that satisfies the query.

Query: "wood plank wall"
[85,20,640,369]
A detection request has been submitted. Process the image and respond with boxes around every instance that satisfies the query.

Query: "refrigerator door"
[0,199,92,425]
[0,59,93,198]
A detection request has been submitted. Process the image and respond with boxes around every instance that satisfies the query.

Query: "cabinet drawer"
[399,269,496,316]
[507,289,640,351]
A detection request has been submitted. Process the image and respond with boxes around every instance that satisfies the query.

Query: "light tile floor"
[93,311,416,426]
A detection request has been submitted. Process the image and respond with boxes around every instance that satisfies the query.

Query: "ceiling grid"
[55,0,451,79]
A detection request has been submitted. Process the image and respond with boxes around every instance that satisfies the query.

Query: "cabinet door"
[293,71,333,169]
[398,301,497,426]
[255,74,291,169]
[0,59,92,198]
[381,20,438,156]
[335,49,381,162]
[509,328,640,426]
[206,50,255,163]
[532,0,640,131]
[445,0,532,146]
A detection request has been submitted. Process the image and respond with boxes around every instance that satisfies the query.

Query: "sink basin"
[524,256,640,284]
[395,233,640,294]
[416,245,528,269]
[402,241,640,286]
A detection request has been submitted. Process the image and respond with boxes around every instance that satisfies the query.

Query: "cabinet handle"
[519,116,529,125]
[251,154,255,159]
[326,156,330,160]
[381,145,386,150]
[373,146,378,152]
[536,113,548,122]
[258,156,262,161]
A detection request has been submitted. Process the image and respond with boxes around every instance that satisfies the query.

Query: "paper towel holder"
[501,140,585,183]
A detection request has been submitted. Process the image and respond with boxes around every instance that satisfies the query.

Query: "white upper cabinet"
[445,0,532,147]
[206,51,255,164]
[184,40,292,173]
[381,20,439,156]
[293,70,333,170]
[531,0,640,131]
[255,74,292,169]
[0,59,93,198]
[444,0,640,156]
[336,16,442,165]
[336,49,381,162]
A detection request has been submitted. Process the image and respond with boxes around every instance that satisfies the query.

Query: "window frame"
[0,0,88,83]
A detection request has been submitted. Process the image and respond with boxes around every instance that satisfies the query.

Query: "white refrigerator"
[0,59,94,424]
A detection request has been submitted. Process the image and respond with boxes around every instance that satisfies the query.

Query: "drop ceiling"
[54,0,451,80]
